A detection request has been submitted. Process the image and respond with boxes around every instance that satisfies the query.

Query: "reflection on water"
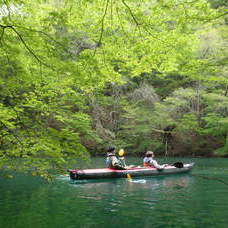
[67,174,191,191]
[1,158,228,228]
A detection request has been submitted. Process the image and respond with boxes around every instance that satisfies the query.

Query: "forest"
[0,0,227,176]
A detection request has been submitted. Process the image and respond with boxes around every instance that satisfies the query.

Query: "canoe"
[68,163,194,180]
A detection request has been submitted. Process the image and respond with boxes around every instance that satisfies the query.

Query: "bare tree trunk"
[196,80,201,126]
[165,139,168,156]
[224,85,228,97]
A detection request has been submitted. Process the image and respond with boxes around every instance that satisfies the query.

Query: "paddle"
[172,162,184,168]
[118,149,132,182]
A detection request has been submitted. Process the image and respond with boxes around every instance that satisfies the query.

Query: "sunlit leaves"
[0,0,227,175]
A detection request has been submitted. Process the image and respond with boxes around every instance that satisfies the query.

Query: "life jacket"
[106,156,113,168]
[106,155,121,169]
[143,157,155,168]
[143,162,155,168]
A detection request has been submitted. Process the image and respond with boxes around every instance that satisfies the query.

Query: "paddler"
[143,151,168,170]
[106,146,126,170]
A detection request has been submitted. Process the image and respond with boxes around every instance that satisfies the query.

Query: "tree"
[0,0,226,176]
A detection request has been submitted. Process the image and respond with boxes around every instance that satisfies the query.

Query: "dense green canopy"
[0,0,227,177]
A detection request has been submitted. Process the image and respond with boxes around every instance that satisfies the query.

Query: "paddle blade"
[127,173,132,182]
[173,162,184,168]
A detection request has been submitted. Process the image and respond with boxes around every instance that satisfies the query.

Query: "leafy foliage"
[0,0,227,177]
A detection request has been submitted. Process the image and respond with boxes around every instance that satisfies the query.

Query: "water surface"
[0,157,228,228]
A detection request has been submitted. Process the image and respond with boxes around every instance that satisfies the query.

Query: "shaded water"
[0,157,228,228]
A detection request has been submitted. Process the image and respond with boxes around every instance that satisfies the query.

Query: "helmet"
[118,149,124,156]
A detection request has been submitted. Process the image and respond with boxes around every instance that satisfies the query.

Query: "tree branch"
[0,120,24,147]
[14,25,69,53]
[122,0,140,26]
[10,26,51,67]
[120,2,175,48]
[93,0,110,57]
[0,24,53,69]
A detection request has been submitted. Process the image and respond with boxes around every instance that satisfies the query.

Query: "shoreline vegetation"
[92,152,228,158]
[0,0,227,176]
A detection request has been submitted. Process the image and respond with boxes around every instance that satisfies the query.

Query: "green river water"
[0,157,228,228]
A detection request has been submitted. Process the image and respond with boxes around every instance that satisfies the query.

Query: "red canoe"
[68,163,194,180]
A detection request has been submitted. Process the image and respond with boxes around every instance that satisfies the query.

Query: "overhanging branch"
[93,0,110,57]
[0,24,51,68]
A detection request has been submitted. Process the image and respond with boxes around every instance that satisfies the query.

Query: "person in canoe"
[106,146,126,170]
[143,151,168,169]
